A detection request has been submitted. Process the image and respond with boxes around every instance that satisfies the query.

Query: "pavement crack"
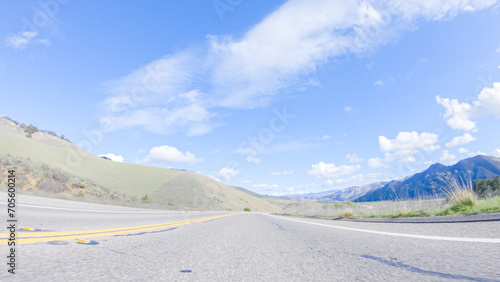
[104,248,148,260]
[362,255,500,282]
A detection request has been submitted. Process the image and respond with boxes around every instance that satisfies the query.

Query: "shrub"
[340,208,354,218]
[37,179,67,193]
[444,177,476,212]
[474,176,500,198]
[141,194,152,204]
[20,123,39,138]
[244,207,251,212]
[2,116,19,125]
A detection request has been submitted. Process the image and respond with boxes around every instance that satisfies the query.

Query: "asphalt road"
[1,193,500,281]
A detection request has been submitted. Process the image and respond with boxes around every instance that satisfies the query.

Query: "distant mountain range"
[355,155,500,202]
[276,155,500,203]
[282,181,389,202]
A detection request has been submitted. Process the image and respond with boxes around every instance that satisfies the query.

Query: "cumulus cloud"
[436,82,500,131]
[346,153,364,163]
[271,170,294,176]
[100,0,497,136]
[98,153,124,162]
[246,155,262,164]
[458,147,470,154]
[5,31,51,50]
[141,145,201,164]
[308,162,361,179]
[445,133,476,147]
[324,173,382,188]
[477,82,500,118]
[367,157,388,169]
[492,149,500,158]
[436,96,477,131]
[379,131,440,162]
[253,183,279,190]
[468,151,486,157]
[216,167,239,180]
[439,150,456,163]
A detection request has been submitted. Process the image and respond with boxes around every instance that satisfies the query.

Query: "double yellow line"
[1,213,235,245]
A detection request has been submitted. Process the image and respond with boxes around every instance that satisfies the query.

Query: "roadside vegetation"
[279,176,500,218]
[2,115,71,142]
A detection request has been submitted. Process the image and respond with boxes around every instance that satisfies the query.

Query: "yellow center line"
[1,213,236,245]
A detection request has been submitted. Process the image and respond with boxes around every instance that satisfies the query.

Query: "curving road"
[1,193,500,281]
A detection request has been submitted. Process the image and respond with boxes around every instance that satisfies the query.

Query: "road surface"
[1,193,500,281]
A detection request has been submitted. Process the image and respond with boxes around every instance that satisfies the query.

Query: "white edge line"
[271,215,500,244]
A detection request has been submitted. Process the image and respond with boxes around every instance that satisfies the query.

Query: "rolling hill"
[0,117,277,212]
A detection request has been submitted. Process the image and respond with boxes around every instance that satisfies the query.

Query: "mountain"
[355,155,500,202]
[284,181,389,202]
[0,117,277,212]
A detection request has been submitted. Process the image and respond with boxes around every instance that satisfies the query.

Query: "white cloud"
[436,82,500,132]
[374,80,385,86]
[141,145,201,164]
[492,149,500,157]
[445,133,476,147]
[468,151,486,157]
[458,147,470,154]
[216,167,240,180]
[367,157,387,169]
[440,150,456,163]
[322,135,331,140]
[100,0,497,136]
[308,162,361,179]
[344,107,353,112]
[324,173,381,188]
[271,170,294,176]
[246,155,262,164]
[101,55,219,135]
[98,153,124,162]
[436,96,477,131]
[379,131,440,162]
[477,82,500,118]
[241,180,252,184]
[5,31,51,50]
[346,153,364,163]
[253,183,279,190]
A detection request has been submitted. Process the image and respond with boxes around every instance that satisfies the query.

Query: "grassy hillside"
[0,117,277,212]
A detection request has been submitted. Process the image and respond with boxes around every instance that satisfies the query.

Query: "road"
[1,193,500,281]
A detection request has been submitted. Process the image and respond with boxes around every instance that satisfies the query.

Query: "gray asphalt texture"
[1,193,500,281]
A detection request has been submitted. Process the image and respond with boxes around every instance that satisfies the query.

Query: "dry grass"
[442,176,477,213]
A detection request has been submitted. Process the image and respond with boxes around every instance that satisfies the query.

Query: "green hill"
[0,117,277,212]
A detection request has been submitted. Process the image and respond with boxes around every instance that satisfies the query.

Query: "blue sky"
[2,0,500,196]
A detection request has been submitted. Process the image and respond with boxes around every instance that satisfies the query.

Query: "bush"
[2,116,19,125]
[37,179,67,193]
[244,207,251,212]
[20,123,39,138]
[474,176,500,198]
[141,194,152,204]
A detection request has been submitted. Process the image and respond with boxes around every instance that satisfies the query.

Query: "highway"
[1,193,500,281]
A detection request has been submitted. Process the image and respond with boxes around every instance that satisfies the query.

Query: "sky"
[1,0,500,196]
